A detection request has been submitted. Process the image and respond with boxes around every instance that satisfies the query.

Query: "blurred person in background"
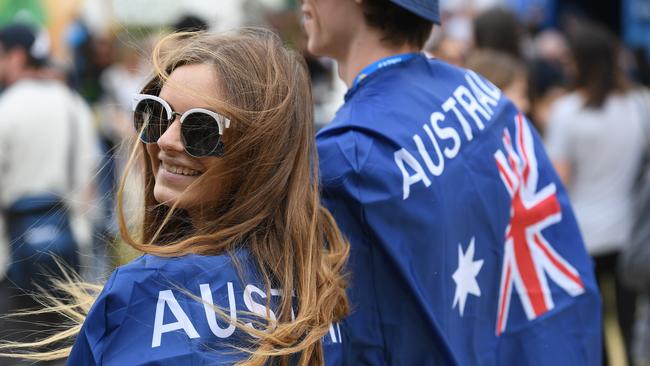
[465,49,530,113]
[94,33,150,279]
[528,58,567,135]
[545,22,646,366]
[473,6,523,59]
[532,29,570,73]
[70,28,115,106]
[100,37,148,124]
[526,29,570,135]
[173,14,209,33]
[424,27,469,66]
[305,0,601,364]
[0,22,100,366]
[424,8,474,67]
[468,6,534,121]
[632,47,650,87]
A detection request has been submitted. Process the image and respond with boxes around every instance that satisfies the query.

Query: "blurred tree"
[0,0,45,26]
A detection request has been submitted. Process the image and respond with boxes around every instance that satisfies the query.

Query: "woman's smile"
[155,155,205,188]
[160,161,202,177]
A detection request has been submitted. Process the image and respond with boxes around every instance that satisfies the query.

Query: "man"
[0,23,99,366]
[306,0,601,364]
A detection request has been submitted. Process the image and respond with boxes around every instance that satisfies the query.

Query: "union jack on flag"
[494,113,586,336]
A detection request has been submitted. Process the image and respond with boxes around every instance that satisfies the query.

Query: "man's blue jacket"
[317,54,601,365]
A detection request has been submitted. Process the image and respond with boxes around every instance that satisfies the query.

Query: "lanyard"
[351,53,418,89]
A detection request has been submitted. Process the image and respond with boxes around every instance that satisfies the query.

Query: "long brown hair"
[567,22,628,108]
[2,29,349,366]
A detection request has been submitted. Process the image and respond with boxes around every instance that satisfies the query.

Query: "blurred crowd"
[428,7,650,366]
[0,1,648,366]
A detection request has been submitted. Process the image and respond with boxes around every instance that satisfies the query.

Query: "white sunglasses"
[132,94,231,157]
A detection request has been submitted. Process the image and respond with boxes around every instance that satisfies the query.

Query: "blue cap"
[390,0,440,24]
[0,23,50,66]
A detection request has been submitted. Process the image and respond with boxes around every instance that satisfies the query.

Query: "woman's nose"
[157,118,184,153]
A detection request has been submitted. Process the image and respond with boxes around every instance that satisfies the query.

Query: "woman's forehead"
[159,64,220,111]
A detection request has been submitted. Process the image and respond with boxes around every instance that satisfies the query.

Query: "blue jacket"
[68,253,344,365]
[317,54,601,365]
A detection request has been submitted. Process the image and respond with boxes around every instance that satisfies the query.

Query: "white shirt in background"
[0,79,101,279]
[545,90,648,256]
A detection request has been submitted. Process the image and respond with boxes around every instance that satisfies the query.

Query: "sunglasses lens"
[134,99,169,143]
[181,112,222,157]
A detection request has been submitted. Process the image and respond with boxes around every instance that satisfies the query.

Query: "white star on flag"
[452,237,484,316]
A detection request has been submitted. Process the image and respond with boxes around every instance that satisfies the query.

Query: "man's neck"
[7,68,39,86]
[336,32,419,87]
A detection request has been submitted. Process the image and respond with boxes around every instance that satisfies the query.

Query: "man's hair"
[360,0,433,49]
[0,23,48,69]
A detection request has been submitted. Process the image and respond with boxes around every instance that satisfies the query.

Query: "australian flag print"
[317,54,601,365]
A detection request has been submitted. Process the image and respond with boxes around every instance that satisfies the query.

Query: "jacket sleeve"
[317,128,391,365]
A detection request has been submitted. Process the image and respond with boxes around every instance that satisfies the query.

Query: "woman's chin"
[153,186,191,210]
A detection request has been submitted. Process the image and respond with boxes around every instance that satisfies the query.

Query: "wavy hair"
[1,29,349,366]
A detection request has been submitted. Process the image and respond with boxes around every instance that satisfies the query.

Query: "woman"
[4,29,349,365]
[545,22,645,365]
